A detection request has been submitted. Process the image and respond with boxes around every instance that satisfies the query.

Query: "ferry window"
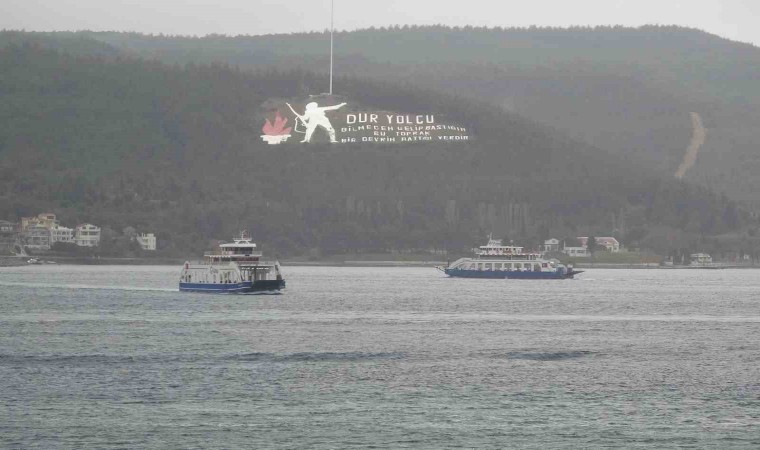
[515,263,522,269]
[485,263,492,270]
[478,263,484,270]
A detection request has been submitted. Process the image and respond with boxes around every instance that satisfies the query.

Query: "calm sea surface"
[1,265,759,448]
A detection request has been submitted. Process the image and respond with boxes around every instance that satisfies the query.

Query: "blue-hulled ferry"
[438,237,582,280]
[179,232,285,294]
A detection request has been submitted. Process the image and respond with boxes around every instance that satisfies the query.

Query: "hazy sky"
[3,0,759,46]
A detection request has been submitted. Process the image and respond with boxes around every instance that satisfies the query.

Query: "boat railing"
[188,259,279,267]
[237,260,279,268]
[204,251,263,257]
[474,249,524,255]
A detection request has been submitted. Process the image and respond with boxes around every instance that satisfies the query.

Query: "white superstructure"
[446,237,560,273]
[179,231,285,293]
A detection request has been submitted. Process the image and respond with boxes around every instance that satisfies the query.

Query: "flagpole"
[329,0,334,95]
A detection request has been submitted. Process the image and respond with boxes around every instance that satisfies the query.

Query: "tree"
[586,235,598,256]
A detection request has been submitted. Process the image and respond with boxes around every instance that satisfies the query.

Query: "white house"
[563,246,589,258]
[50,225,74,244]
[691,253,713,266]
[75,224,101,247]
[541,238,561,253]
[136,233,157,251]
[578,237,620,253]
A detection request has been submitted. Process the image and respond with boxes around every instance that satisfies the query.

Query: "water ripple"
[227,352,406,362]
[503,350,596,361]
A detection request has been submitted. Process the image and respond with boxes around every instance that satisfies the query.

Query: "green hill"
[0,44,751,258]
[10,26,758,209]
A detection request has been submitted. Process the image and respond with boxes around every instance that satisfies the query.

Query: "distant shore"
[2,255,758,270]
[0,255,186,267]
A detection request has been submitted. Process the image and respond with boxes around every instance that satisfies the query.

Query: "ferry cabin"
[180,235,282,285]
[206,240,278,282]
[469,238,556,272]
[458,258,556,273]
[180,264,279,284]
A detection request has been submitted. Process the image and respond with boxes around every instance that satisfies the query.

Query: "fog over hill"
[7,25,757,209]
[0,43,750,257]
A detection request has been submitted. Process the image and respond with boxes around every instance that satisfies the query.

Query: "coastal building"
[50,225,74,244]
[136,233,157,251]
[0,220,17,235]
[690,253,713,266]
[21,213,58,232]
[578,237,620,253]
[563,246,589,258]
[75,224,101,247]
[0,220,25,256]
[0,220,19,252]
[25,225,51,250]
[541,238,561,253]
[540,238,590,257]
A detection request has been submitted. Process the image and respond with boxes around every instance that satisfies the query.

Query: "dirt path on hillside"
[675,112,706,179]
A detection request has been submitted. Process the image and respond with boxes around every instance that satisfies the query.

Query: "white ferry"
[438,236,582,280]
[179,232,285,294]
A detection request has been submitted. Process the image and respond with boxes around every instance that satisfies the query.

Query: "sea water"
[1,266,759,448]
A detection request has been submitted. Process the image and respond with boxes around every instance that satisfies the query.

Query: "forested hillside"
[11,26,758,208]
[0,44,750,257]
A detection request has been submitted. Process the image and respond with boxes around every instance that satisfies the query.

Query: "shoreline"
[0,255,186,266]
[2,255,758,270]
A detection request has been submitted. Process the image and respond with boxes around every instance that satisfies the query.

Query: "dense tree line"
[6,26,758,210]
[0,44,753,258]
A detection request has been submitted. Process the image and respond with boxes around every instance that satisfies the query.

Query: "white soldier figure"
[287,101,347,143]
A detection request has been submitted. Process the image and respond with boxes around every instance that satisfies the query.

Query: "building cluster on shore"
[0,213,156,254]
[540,236,729,266]
[540,237,621,258]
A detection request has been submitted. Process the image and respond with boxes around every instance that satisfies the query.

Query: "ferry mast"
[329,0,334,94]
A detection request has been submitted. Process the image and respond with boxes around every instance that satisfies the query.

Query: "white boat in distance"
[438,236,582,280]
[179,232,285,294]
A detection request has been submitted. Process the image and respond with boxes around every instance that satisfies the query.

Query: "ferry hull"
[179,279,285,294]
[444,269,579,280]
[444,269,507,279]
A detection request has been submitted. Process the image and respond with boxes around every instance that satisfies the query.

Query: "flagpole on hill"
[330,0,334,95]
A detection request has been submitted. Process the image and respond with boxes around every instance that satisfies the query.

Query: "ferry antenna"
[329,0,334,95]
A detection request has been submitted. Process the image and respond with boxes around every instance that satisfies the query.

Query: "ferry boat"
[179,232,285,294]
[438,237,582,280]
